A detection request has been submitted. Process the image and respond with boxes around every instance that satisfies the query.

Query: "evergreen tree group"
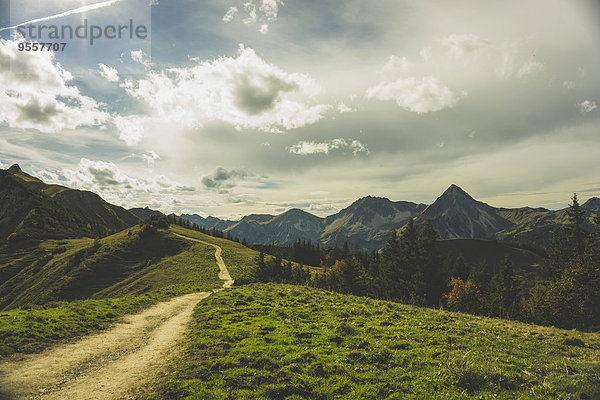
[526,193,600,329]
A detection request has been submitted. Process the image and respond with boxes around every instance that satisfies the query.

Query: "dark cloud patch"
[202,166,249,192]
[87,167,123,186]
[234,74,298,115]
[17,98,59,124]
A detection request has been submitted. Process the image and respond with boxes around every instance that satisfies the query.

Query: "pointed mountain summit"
[7,163,22,174]
[440,184,476,201]
[582,197,600,211]
[413,184,512,239]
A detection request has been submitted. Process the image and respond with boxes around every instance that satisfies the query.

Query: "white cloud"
[222,6,238,22]
[442,34,490,57]
[98,63,119,82]
[243,1,257,24]
[62,158,195,200]
[225,0,282,33]
[578,100,597,113]
[288,138,369,156]
[113,115,145,146]
[337,102,354,113]
[366,76,463,114]
[517,59,545,79]
[124,45,331,134]
[130,49,151,66]
[64,158,137,188]
[259,0,281,22]
[380,55,412,75]
[142,151,160,168]
[563,81,576,90]
[0,36,107,132]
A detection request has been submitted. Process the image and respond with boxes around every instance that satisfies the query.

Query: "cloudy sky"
[1,0,599,218]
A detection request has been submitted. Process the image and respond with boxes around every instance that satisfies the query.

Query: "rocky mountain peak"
[439,184,474,202]
[7,163,22,174]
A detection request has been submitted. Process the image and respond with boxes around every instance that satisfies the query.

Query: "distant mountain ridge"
[177,213,238,231]
[175,196,425,250]
[176,185,599,251]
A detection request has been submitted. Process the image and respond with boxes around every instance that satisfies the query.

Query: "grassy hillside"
[0,168,139,244]
[0,225,264,357]
[495,207,599,251]
[0,225,224,309]
[146,284,600,400]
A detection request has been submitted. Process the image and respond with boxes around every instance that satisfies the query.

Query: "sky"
[0,0,599,219]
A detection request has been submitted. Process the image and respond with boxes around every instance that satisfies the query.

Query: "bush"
[444,277,483,314]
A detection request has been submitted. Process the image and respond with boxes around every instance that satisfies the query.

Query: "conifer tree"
[417,219,443,305]
[567,193,586,260]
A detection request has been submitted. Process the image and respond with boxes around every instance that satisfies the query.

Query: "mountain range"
[175,184,599,251]
[1,163,598,252]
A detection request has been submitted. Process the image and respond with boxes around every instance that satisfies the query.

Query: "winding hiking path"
[0,234,232,400]
[173,233,234,289]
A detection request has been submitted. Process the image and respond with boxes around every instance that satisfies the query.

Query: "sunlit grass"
[148,283,600,399]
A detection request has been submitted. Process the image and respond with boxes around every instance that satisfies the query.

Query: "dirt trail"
[0,235,232,400]
[172,233,234,289]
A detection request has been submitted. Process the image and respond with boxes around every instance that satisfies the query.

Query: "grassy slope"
[0,226,187,308]
[149,284,600,400]
[0,225,260,357]
[169,225,263,282]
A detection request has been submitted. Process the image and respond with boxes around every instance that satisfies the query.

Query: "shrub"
[444,277,483,314]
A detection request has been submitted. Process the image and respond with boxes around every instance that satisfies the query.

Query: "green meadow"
[147,283,600,400]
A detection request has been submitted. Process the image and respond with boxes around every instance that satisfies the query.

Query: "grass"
[93,231,223,298]
[0,225,235,308]
[146,283,600,399]
[169,225,264,283]
[0,225,261,358]
[0,291,171,356]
